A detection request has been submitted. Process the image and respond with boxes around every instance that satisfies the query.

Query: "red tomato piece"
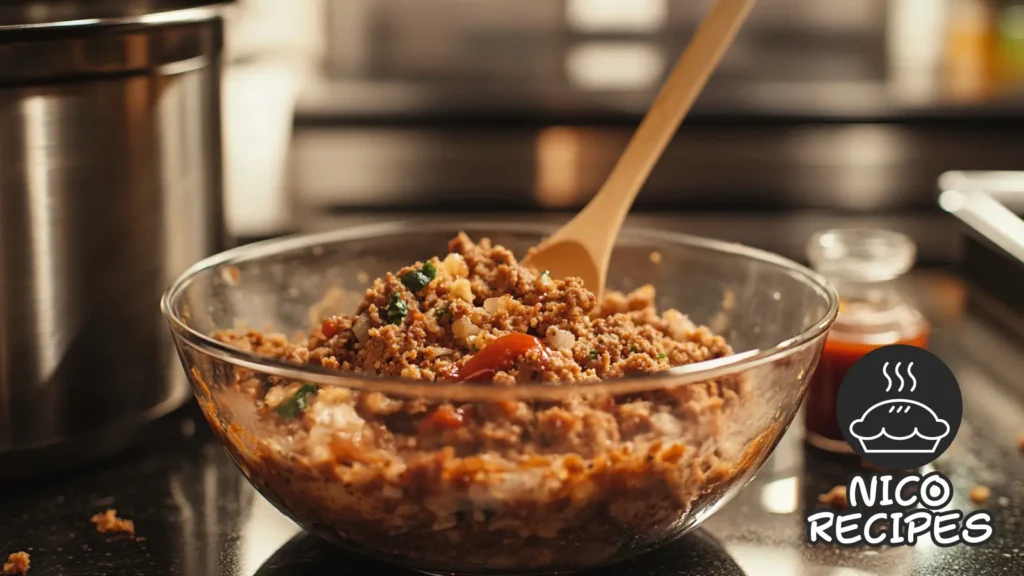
[450,333,550,382]
[421,405,466,432]
[321,317,340,338]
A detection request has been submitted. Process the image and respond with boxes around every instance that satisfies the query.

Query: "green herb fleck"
[400,262,438,292]
[588,349,599,360]
[274,383,318,419]
[401,262,438,292]
[434,304,450,319]
[400,270,428,291]
[422,261,438,279]
[387,293,409,325]
[539,270,551,282]
[658,353,667,359]
[629,345,639,353]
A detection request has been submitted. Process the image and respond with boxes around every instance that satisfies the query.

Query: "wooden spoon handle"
[580,0,757,229]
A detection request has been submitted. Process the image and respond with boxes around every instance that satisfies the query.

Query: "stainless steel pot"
[0,0,230,479]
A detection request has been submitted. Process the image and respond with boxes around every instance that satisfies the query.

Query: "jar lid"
[807,228,917,283]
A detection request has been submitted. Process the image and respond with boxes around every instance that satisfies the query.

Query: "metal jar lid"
[0,0,232,84]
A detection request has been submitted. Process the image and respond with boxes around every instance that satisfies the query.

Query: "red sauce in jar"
[804,326,930,451]
[803,228,930,453]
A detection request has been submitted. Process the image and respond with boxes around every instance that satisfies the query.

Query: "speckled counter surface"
[2,280,1023,575]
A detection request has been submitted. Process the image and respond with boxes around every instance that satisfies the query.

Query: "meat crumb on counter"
[969,485,991,505]
[91,509,135,537]
[818,485,848,509]
[649,250,662,264]
[2,552,29,575]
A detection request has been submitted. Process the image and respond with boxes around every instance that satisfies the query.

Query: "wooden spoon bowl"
[523,0,758,300]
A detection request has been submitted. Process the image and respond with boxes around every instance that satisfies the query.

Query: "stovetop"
[2,272,1023,575]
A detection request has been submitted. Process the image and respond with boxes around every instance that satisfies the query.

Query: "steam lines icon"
[882,361,916,392]
[849,361,951,454]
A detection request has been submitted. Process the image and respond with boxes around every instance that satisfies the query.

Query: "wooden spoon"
[523,0,757,299]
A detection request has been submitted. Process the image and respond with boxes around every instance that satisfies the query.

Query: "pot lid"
[0,0,233,83]
[0,0,230,33]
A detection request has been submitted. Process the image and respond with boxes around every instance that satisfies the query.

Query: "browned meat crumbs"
[91,509,135,537]
[199,232,777,573]
[819,485,848,509]
[214,232,732,384]
[970,485,991,505]
[2,552,29,575]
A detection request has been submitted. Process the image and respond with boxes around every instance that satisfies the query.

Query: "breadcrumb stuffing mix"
[204,232,766,572]
[218,232,732,384]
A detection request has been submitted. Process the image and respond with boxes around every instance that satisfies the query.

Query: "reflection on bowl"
[256,528,745,576]
[255,532,413,576]
[162,222,837,575]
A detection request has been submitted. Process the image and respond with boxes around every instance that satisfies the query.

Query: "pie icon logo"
[837,346,962,469]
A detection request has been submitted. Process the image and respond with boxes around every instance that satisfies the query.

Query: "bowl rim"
[160,221,839,400]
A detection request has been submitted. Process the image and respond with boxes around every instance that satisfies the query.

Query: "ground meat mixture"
[90,509,135,537]
[2,552,29,575]
[204,233,771,573]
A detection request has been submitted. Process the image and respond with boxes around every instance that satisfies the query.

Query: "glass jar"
[803,229,930,453]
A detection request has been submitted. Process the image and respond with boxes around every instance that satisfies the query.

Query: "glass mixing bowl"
[161,221,838,575]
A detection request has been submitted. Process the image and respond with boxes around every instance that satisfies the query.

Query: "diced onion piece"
[441,253,469,278]
[483,295,513,315]
[426,346,453,359]
[318,387,352,403]
[451,279,474,302]
[307,401,364,434]
[353,314,371,343]
[547,329,576,350]
[264,385,292,408]
[360,391,402,416]
[453,316,482,341]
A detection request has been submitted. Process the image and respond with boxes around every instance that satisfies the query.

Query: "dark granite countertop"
[2,274,1023,575]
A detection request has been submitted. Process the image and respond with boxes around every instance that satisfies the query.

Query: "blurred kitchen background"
[222,0,1024,265]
